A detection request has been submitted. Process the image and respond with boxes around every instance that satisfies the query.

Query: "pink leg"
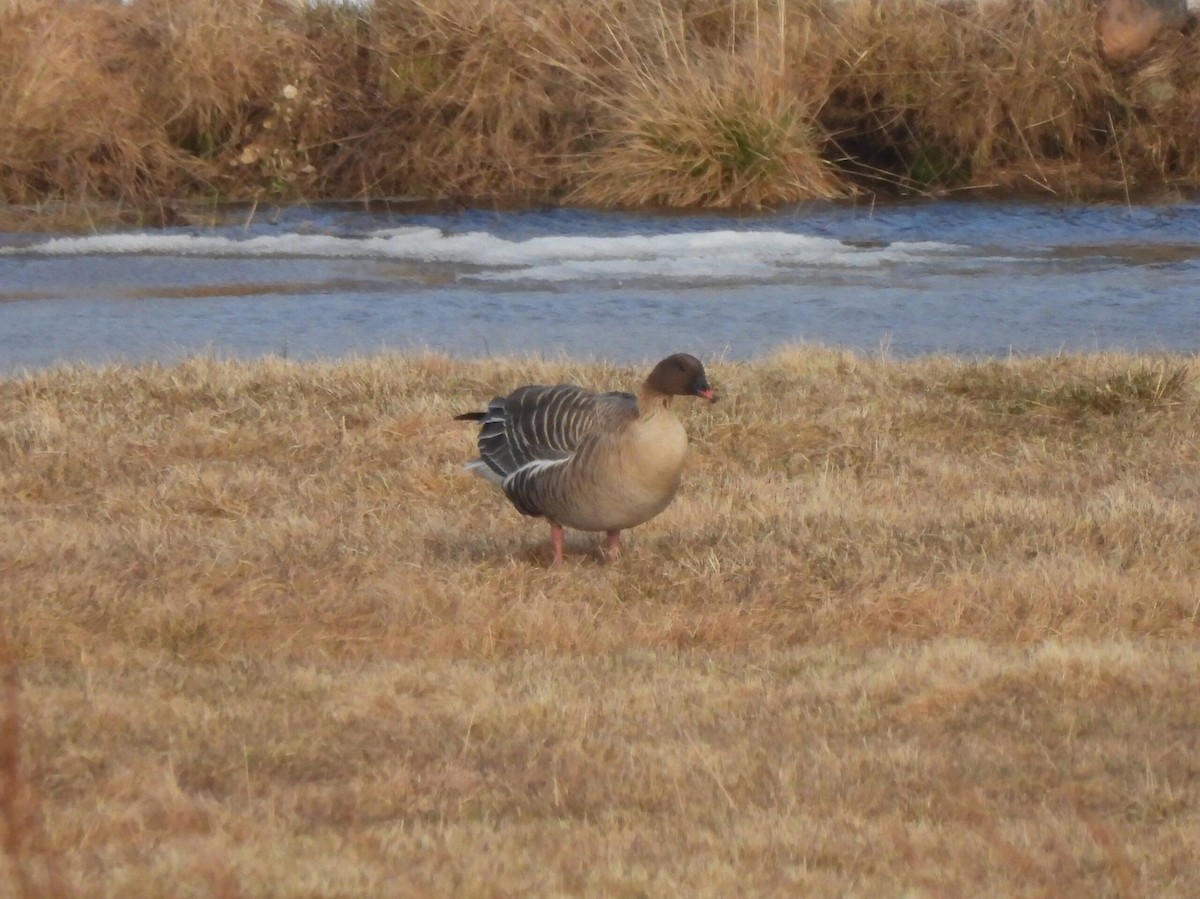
[550,524,565,566]
[604,530,621,561]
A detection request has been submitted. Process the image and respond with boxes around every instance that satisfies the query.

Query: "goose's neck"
[638,386,674,415]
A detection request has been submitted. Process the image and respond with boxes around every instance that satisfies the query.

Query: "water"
[2,198,1199,372]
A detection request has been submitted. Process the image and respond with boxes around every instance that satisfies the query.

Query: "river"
[1,198,1198,372]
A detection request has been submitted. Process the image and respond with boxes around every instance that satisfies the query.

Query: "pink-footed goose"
[455,354,716,564]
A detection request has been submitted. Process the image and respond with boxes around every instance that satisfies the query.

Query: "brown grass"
[1,0,1199,221]
[3,349,1200,896]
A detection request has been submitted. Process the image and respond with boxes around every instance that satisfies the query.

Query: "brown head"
[643,353,716,402]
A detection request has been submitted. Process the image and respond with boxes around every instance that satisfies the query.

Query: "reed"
[0,0,1197,220]
[3,349,1200,896]
[820,0,1120,193]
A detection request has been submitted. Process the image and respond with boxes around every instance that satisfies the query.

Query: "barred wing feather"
[502,388,638,518]
[474,385,637,478]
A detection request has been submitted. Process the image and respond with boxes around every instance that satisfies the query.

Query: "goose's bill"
[697,388,716,402]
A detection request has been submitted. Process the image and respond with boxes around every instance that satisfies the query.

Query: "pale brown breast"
[549,406,688,532]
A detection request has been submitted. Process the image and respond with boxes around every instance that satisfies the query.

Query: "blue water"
[2,198,1199,372]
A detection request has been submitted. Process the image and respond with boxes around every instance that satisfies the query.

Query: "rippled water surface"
[2,199,1199,372]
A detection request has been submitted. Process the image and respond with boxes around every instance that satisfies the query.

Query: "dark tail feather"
[454,411,486,421]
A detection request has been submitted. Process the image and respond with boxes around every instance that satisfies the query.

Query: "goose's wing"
[461,385,636,480]
[498,388,639,518]
[458,381,643,480]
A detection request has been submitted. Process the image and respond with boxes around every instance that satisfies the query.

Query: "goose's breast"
[560,412,688,532]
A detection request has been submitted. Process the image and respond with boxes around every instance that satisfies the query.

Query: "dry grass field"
[2,349,1200,896]
[2,0,1200,225]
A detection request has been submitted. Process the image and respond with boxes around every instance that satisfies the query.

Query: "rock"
[1096,0,1189,63]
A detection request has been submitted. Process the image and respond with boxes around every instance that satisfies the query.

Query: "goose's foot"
[550,524,565,566]
[603,530,622,562]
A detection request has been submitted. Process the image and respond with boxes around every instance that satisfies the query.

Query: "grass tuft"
[941,357,1191,419]
[572,49,844,208]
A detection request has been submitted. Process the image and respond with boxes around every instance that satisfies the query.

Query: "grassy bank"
[2,349,1200,896]
[1,0,1199,229]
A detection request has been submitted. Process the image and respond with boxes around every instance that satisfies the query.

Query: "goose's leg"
[604,530,621,561]
[550,524,565,565]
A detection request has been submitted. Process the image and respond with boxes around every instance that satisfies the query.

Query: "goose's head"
[646,353,716,402]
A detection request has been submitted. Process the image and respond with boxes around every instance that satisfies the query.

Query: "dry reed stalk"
[130,0,328,190]
[1119,31,1200,185]
[820,0,1122,194]
[0,1,177,205]
[356,0,597,199]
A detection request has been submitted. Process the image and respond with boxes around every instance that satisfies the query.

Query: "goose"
[455,354,716,564]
